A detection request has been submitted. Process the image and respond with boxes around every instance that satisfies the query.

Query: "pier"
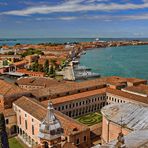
[63,61,100,81]
[63,62,75,80]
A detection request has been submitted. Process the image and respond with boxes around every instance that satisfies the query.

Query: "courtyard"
[75,112,102,126]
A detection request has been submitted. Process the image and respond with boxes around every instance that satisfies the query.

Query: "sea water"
[79,45,148,80]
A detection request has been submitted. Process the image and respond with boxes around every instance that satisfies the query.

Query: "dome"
[38,102,64,141]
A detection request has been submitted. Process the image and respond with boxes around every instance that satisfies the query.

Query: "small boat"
[72,60,79,64]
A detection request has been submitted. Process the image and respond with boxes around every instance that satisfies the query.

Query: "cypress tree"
[44,59,49,74]
[0,113,9,148]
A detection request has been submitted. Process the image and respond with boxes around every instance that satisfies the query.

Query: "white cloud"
[59,16,78,20]
[34,13,148,22]
[19,1,52,6]
[1,1,148,16]
[35,16,79,21]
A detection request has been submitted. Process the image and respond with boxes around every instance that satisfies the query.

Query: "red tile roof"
[13,96,89,136]
[106,88,148,105]
[43,88,106,105]
[0,79,25,97]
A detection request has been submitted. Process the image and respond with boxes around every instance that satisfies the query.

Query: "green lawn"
[75,112,102,126]
[9,137,24,148]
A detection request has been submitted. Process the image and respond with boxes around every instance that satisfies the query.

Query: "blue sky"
[0,0,148,38]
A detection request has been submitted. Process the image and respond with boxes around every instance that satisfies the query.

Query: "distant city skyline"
[0,0,148,38]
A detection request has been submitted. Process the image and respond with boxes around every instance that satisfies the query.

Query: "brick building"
[0,76,148,147]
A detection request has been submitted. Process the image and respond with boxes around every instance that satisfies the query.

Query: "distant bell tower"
[38,102,64,148]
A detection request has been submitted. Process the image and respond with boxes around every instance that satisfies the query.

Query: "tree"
[44,59,49,74]
[3,60,8,66]
[38,64,43,72]
[49,65,55,77]
[31,60,39,72]
[0,113,9,148]
[7,51,14,55]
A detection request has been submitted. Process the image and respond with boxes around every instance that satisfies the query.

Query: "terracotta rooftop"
[45,88,106,105]
[0,79,25,97]
[0,108,16,117]
[122,85,148,96]
[13,96,89,136]
[106,88,148,105]
[13,60,28,66]
[126,77,147,83]
[16,77,70,87]
[105,76,147,86]
[105,76,127,86]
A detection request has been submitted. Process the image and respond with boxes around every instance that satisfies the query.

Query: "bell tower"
[38,102,64,148]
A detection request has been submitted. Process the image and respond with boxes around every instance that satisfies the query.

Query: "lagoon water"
[1,37,148,46]
[79,45,148,80]
[1,38,148,80]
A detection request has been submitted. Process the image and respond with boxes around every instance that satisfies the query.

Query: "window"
[84,136,87,142]
[19,116,21,125]
[58,107,61,111]
[62,106,64,110]
[32,125,34,135]
[76,102,78,107]
[25,114,27,117]
[69,104,71,108]
[83,101,85,105]
[79,102,81,106]
[32,119,34,122]
[5,119,9,124]
[66,105,68,109]
[25,120,27,129]
[76,138,80,145]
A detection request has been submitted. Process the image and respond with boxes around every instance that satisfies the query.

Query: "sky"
[0,0,148,38]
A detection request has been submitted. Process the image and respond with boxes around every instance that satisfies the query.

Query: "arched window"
[44,142,49,148]
[5,119,9,124]
[76,138,80,145]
